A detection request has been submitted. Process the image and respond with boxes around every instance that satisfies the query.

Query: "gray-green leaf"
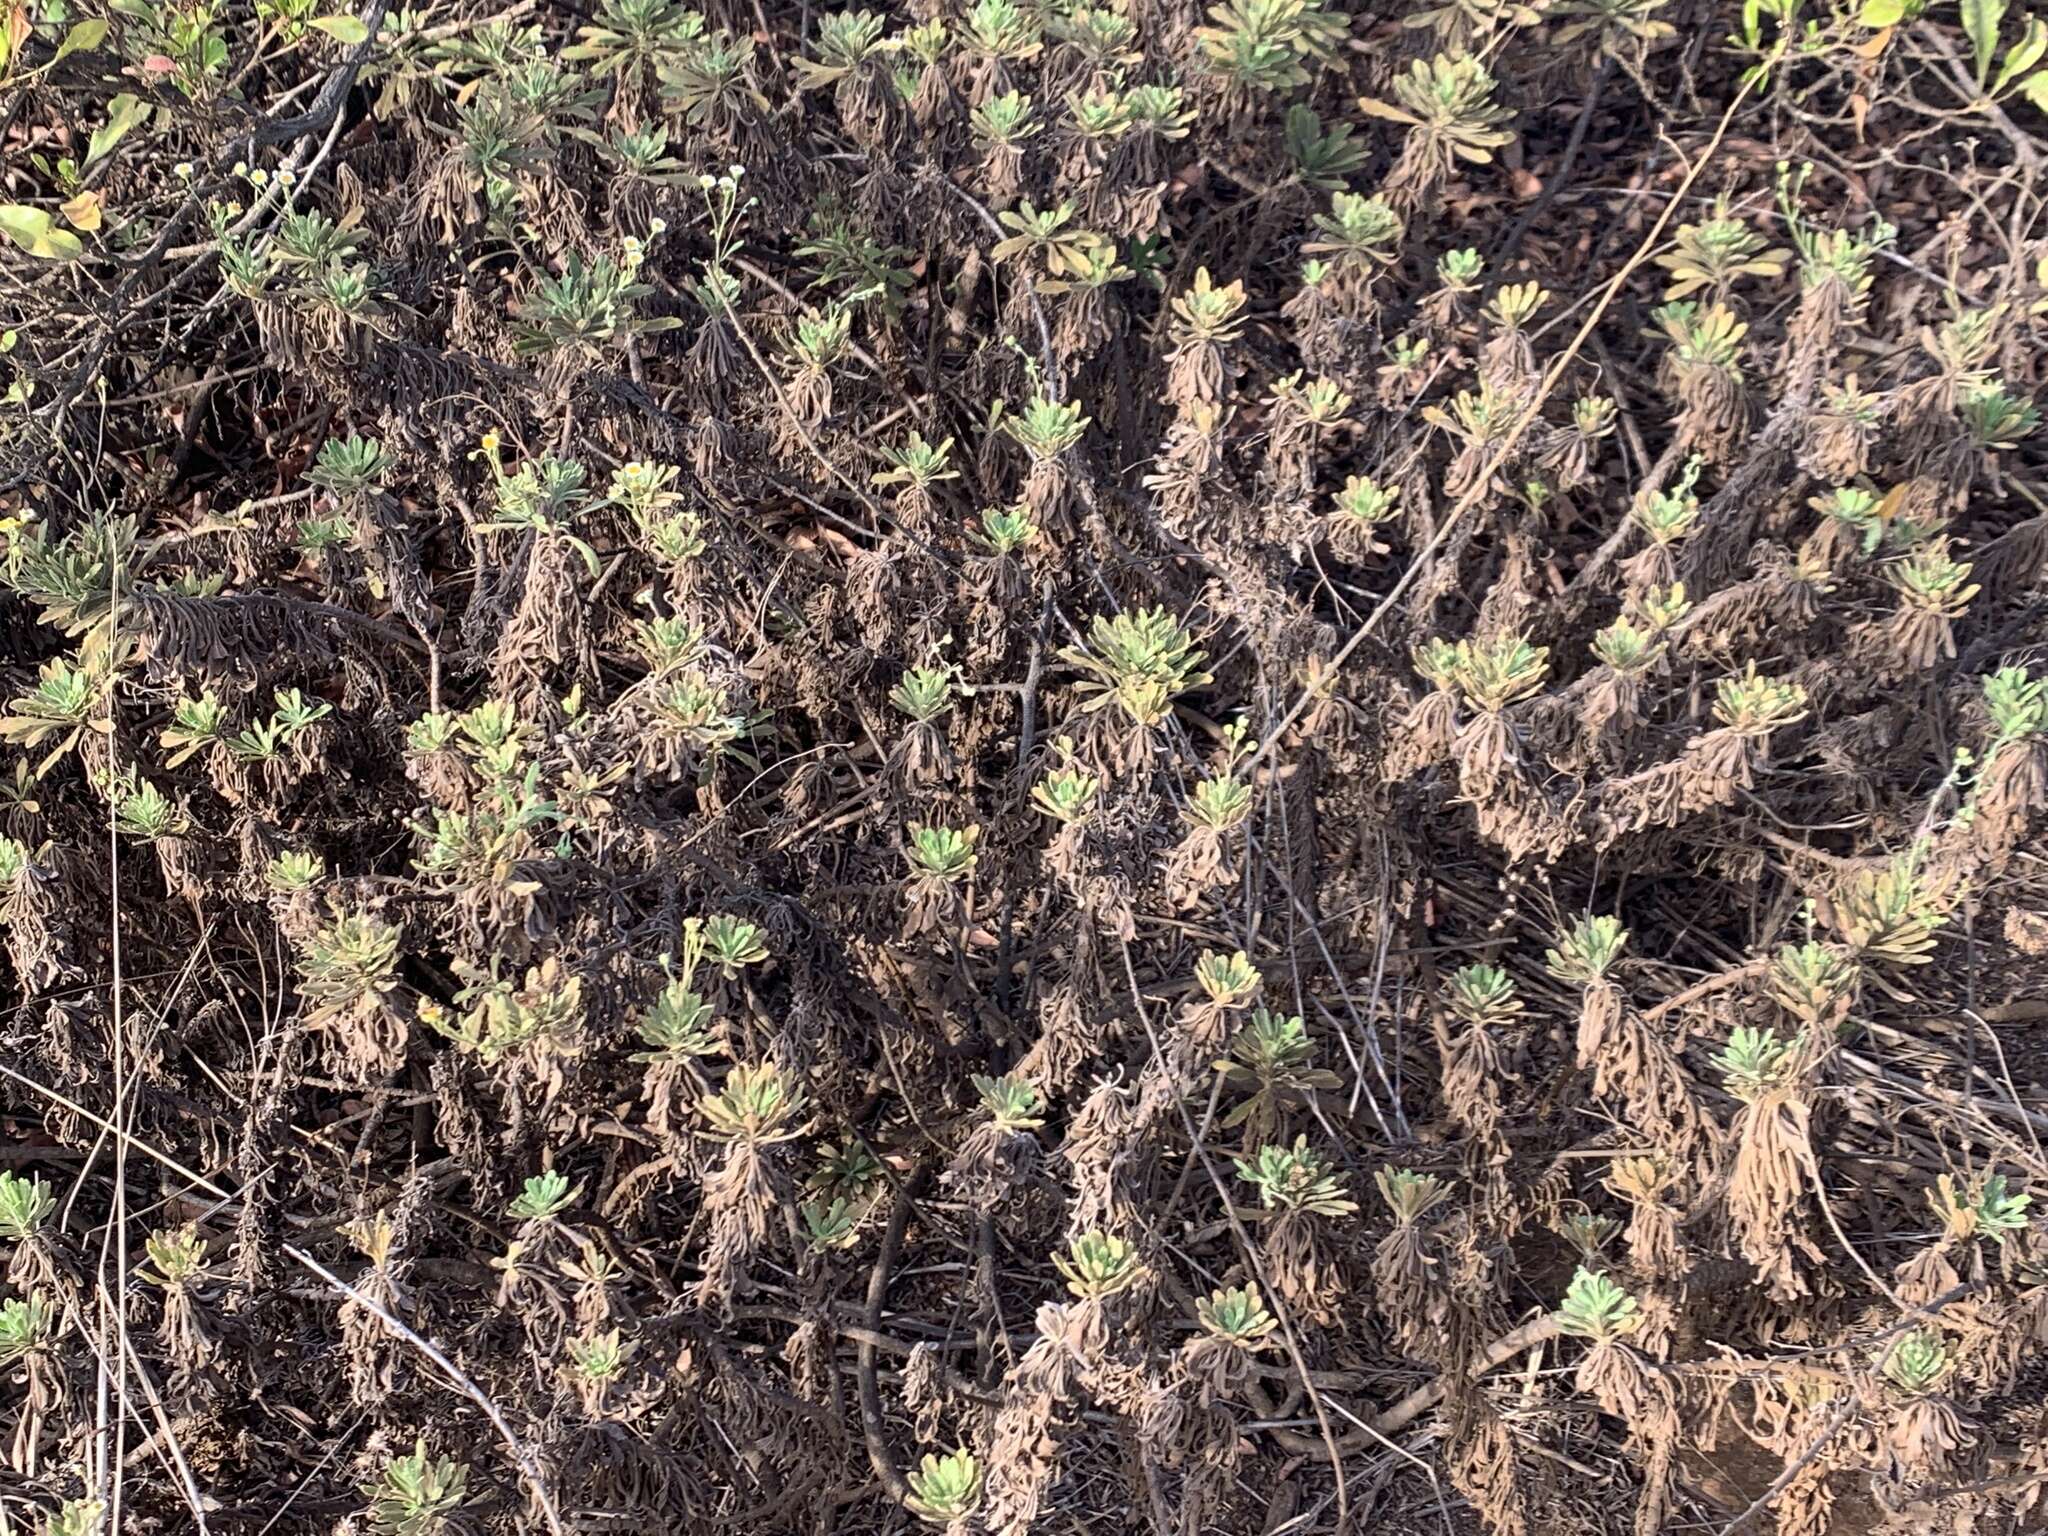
[86,94,149,167]
[311,14,370,43]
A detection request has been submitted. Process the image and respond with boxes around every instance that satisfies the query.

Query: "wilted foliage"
[3,0,2048,1533]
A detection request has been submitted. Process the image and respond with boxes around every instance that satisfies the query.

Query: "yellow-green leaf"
[0,204,85,259]
[53,17,110,62]
[1355,95,1419,126]
[1994,16,2048,91]
[60,190,103,232]
[1,4,26,73]
[311,13,369,43]
[2021,66,2048,109]
[1857,0,1903,22]
[85,93,149,166]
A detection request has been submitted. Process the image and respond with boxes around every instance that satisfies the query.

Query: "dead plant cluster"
[3,0,2048,1533]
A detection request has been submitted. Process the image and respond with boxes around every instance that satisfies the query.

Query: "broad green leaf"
[1859,0,1904,24]
[2021,66,2048,108]
[1994,15,2048,91]
[1962,0,2008,84]
[53,17,110,62]
[85,93,147,165]
[0,204,85,259]
[310,13,368,43]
